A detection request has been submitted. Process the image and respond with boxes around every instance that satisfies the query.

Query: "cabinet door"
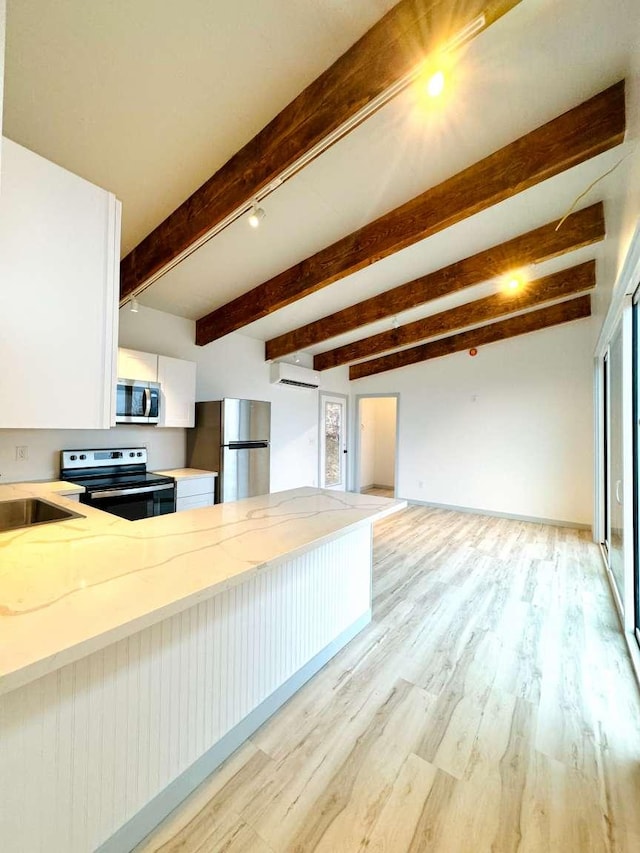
[157,355,196,428]
[0,138,119,429]
[0,1,5,182]
[117,348,158,382]
[176,494,215,512]
[176,476,216,499]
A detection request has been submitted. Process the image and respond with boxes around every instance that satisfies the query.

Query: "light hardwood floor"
[136,506,640,852]
[361,487,395,498]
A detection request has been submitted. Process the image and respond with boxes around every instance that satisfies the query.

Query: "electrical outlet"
[15,446,29,461]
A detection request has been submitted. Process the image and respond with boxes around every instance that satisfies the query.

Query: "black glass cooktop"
[65,472,174,492]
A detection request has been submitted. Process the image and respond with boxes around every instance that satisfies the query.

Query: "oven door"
[83,483,175,520]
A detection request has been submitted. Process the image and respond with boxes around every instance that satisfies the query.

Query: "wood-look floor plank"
[136,746,274,853]
[137,507,640,853]
[362,752,439,853]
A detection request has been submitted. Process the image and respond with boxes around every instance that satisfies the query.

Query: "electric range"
[60,447,176,520]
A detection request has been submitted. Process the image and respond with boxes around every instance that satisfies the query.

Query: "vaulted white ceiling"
[4,0,639,358]
[4,0,397,255]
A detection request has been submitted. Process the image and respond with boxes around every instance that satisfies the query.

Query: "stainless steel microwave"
[115,378,160,424]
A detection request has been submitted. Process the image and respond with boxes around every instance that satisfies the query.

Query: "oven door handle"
[90,484,172,499]
[143,387,152,418]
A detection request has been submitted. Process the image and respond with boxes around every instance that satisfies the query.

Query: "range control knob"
[129,452,135,457]
[79,454,86,460]
[70,455,77,461]
[137,452,143,457]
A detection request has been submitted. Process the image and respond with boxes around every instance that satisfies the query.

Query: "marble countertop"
[153,468,218,479]
[0,482,405,696]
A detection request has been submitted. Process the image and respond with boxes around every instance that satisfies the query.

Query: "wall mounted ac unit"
[270,362,320,389]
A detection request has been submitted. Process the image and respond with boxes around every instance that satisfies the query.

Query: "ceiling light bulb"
[130,297,139,313]
[503,271,527,293]
[426,70,445,98]
[248,204,265,228]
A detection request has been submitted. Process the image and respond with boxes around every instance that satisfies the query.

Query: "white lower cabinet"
[176,493,214,511]
[0,138,120,429]
[175,475,216,512]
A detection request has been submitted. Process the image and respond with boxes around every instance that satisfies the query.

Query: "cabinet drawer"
[176,494,214,512]
[176,476,216,499]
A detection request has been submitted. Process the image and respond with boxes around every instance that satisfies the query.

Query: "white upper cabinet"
[117,347,196,428]
[118,348,158,383]
[157,355,196,428]
[0,138,120,429]
[1,0,6,178]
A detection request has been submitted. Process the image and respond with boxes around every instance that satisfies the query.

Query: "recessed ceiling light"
[248,204,265,228]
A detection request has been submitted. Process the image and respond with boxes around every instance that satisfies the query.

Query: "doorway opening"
[356,395,398,498]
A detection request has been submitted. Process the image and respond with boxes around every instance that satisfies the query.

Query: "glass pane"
[608,327,624,601]
[324,401,342,486]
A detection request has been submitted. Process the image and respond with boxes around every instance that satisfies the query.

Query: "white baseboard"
[403,497,591,530]
[360,484,394,492]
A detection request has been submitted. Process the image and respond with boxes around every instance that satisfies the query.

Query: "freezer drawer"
[221,445,270,502]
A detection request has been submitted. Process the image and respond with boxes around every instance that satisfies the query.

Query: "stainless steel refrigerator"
[186,399,270,503]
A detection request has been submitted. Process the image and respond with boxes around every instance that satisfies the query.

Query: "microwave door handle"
[144,387,151,417]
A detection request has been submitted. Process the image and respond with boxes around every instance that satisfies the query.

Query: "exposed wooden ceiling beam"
[196,81,624,345]
[120,0,524,301]
[266,202,604,360]
[349,295,591,379]
[315,260,595,370]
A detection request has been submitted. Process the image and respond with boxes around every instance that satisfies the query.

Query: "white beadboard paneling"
[0,526,371,853]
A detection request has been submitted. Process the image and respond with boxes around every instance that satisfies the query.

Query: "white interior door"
[320,394,347,490]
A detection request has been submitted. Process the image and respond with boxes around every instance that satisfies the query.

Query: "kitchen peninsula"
[0,483,404,853]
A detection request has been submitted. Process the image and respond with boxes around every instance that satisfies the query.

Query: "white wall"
[359,397,396,490]
[593,37,640,326]
[0,426,184,482]
[373,397,396,488]
[353,319,595,525]
[358,398,376,489]
[119,304,350,492]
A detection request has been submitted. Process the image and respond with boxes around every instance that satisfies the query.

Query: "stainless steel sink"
[0,497,83,532]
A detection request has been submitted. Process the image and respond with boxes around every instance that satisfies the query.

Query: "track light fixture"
[248,203,266,228]
[125,14,486,297]
[130,297,139,313]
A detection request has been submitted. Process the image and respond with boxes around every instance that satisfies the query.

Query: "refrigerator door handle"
[227,441,269,449]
